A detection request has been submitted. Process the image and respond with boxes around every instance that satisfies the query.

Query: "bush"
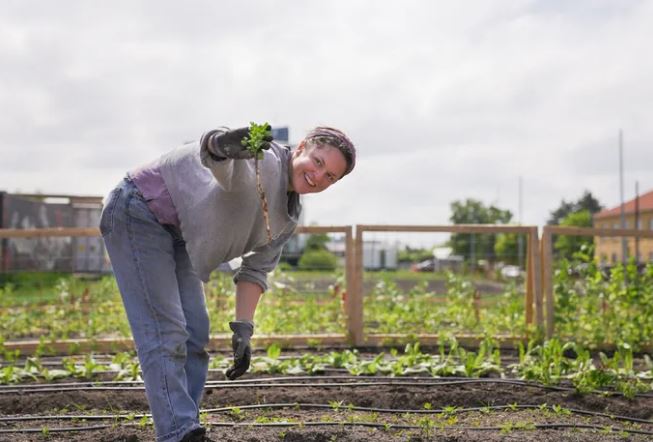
[298,249,337,271]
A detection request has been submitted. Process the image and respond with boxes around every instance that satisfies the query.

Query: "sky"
[2,0,652,241]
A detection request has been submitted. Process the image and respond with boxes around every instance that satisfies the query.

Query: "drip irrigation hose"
[3,377,652,398]
[1,375,567,389]
[1,403,652,426]
[2,420,653,436]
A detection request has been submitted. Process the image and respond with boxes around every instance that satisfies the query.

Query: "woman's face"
[289,141,348,194]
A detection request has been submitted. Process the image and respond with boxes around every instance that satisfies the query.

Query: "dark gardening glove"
[213,125,273,160]
[225,320,254,380]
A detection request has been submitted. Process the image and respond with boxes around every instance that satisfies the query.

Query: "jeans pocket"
[100,187,122,236]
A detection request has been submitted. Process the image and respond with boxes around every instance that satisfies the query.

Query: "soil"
[1,370,652,442]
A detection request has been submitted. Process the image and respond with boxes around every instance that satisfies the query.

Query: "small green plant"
[417,416,435,436]
[329,400,344,411]
[241,121,273,243]
[500,422,515,434]
[228,406,244,421]
[552,404,571,416]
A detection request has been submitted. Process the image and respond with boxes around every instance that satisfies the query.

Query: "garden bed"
[1,349,653,441]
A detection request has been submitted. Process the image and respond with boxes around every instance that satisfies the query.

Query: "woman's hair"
[304,127,356,178]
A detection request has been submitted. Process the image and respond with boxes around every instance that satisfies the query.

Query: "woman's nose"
[315,170,327,183]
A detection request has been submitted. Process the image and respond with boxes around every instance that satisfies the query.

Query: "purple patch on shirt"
[128,162,181,228]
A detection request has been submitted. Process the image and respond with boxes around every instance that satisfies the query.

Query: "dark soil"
[1,374,652,441]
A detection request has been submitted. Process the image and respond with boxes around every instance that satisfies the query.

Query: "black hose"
[2,420,653,436]
[1,402,651,426]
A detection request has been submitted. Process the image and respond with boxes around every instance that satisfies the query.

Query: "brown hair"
[305,127,356,177]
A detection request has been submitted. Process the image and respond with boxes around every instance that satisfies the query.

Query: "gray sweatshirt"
[154,133,301,289]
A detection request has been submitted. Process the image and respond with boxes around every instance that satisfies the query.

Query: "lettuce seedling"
[242,122,273,243]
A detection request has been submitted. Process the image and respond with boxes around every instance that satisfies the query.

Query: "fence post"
[526,232,534,327]
[541,227,554,339]
[530,227,543,330]
[349,225,364,346]
[344,226,355,340]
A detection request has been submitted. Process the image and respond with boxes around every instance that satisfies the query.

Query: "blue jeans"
[100,178,210,442]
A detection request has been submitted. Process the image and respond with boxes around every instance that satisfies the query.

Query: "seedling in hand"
[242,122,273,243]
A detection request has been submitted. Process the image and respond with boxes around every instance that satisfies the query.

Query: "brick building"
[593,189,653,264]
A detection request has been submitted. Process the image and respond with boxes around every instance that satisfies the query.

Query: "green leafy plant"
[241,121,273,242]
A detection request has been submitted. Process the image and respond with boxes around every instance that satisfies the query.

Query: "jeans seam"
[100,187,122,237]
[126,191,179,434]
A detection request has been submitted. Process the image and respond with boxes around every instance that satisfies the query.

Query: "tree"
[398,246,433,264]
[448,199,513,265]
[297,233,338,271]
[305,233,330,251]
[494,233,519,265]
[554,209,593,258]
[298,249,337,271]
[547,190,602,225]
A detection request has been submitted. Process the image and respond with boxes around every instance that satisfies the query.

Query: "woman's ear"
[294,140,306,157]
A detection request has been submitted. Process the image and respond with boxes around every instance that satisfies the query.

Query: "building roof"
[594,189,653,219]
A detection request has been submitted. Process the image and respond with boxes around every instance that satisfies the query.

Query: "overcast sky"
[2,0,652,238]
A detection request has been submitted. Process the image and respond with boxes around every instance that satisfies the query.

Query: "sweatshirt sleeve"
[233,241,284,292]
[199,129,246,191]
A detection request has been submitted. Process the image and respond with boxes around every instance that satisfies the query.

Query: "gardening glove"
[213,125,273,160]
[225,320,254,380]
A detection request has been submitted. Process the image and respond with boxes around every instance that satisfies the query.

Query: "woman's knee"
[187,313,210,352]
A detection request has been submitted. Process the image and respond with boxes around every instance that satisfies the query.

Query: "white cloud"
[1,0,652,232]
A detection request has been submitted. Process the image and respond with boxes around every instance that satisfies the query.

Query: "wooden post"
[541,227,554,339]
[0,227,101,238]
[526,232,534,327]
[344,226,354,337]
[530,227,543,330]
[350,225,364,346]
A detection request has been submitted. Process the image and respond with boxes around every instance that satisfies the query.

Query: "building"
[593,189,653,264]
[361,240,398,270]
[0,192,110,273]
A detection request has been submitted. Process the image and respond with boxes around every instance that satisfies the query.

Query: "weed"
[241,121,273,242]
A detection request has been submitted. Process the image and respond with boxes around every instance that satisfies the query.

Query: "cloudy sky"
[2,0,652,236]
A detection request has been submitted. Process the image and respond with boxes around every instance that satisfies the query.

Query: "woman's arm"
[225,281,263,380]
[235,280,263,321]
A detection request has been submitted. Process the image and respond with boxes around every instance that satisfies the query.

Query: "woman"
[100,125,355,442]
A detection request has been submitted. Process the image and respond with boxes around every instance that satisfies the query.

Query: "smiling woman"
[99,124,355,442]
[289,127,356,194]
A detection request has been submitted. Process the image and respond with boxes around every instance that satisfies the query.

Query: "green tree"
[448,199,513,265]
[305,233,330,251]
[494,233,520,265]
[547,191,602,225]
[298,249,337,271]
[554,209,594,258]
[398,246,433,264]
